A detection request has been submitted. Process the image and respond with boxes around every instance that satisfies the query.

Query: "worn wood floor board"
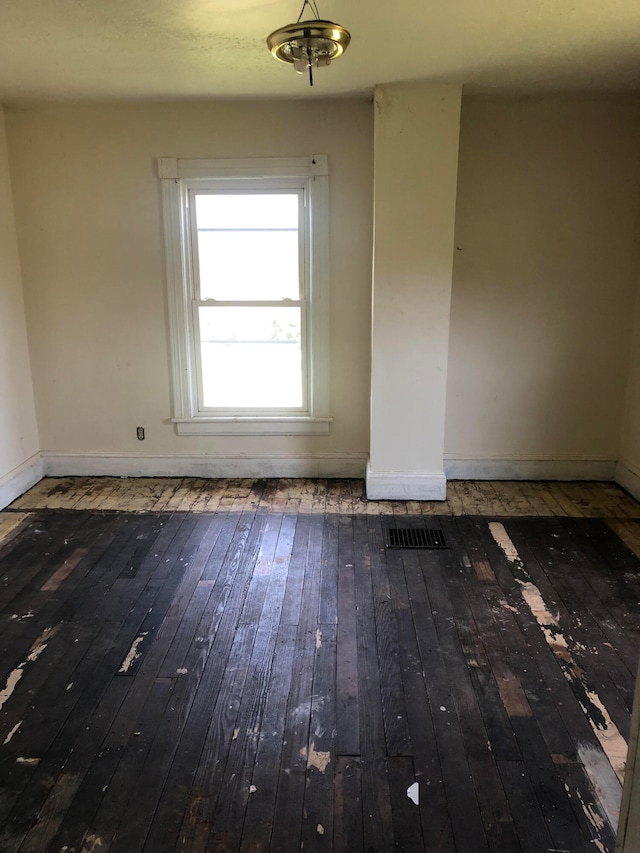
[140,515,267,851]
[94,518,220,755]
[237,623,298,853]
[1,479,639,852]
[0,510,92,616]
[0,514,117,667]
[155,511,227,677]
[556,760,618,852]
[405,547,490,853]
[0,515,185,835]
[387,756,424,852]
[444,517,525,764]
[335,515,360,756]
[473,518,626,831]
[318,513,339,627]
[455,517,582,763]
[0,512,30,549]
[507,518,639,719]
[606,518,640,559]
[11,476,640,519]
[128,511,265,853]
[207,516,294,853]
[50,677,175,853]
[432,519,522,851]
[269,512,324,853]
[269,612,317,852]
[567,518,640,613]
[278,512,312,628]
[547,519,640,676]
[300,622,337,852]
[525,481,567,516]
[382,542,452,849]
[1,674,132,853]
[497,760,557,853]
[333,755,364,853]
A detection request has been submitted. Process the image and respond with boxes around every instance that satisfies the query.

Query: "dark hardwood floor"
[0,479,639,851]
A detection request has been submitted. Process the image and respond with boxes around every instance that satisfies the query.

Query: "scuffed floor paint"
[0,669,24,713]
[27,627,57,662]
[0,626,59,712]
[577,741,623,832]
[79,833,106,852]
[118,632,149,674]
[302,742,331,773]
[489,522,628,790]
[563,780,608,852]
[3,721,21,744]
[9,611,34,621]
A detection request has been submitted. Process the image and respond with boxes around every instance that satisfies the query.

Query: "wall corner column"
[367,82,462,500]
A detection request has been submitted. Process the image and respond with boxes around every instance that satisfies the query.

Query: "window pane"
[199,306,302,408]
[197,230,299,300]
[194,193,300,301]
[195,194,298,230]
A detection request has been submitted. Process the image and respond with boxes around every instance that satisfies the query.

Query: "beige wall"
[0,106,40,503]
[619,276,640,490]
[5,100,373,473]
[445,95,640,473]
[5,93,640,483]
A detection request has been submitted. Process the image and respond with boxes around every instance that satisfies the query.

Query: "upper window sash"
[188,185,306,304]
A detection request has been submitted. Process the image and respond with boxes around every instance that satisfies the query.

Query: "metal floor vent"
[386,528,447,550]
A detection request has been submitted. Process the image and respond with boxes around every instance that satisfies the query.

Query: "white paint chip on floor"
[0,626,59,712]
[3,721,22,745]
[118,632,149,674]
[407,782,419,805]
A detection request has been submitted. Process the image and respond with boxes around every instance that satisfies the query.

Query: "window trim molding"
[159,155,331,436]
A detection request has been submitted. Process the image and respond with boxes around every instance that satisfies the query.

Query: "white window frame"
[159,155,332,435]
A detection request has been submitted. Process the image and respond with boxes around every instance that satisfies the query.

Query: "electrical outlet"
[136,427,145,441]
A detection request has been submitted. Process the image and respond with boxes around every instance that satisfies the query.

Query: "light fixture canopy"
[267,1,351,86]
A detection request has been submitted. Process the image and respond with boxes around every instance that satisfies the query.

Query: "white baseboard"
[0,453,44,510]
[41,452,367,480]
[17,452,633,501]
[365,462,447,500]
[444,456,617,481]
[615,459,640,502]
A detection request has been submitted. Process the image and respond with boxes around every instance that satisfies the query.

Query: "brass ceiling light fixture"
[267,0,351,87]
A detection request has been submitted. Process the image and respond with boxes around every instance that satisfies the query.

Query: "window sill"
[172,417,333,436]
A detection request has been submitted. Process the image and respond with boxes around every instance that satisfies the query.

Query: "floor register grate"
[386,528,448,550]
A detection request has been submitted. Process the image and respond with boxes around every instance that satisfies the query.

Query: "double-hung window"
[159,156,331,435]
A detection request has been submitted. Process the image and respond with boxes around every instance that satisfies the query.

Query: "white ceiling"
[1,0,640,102]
